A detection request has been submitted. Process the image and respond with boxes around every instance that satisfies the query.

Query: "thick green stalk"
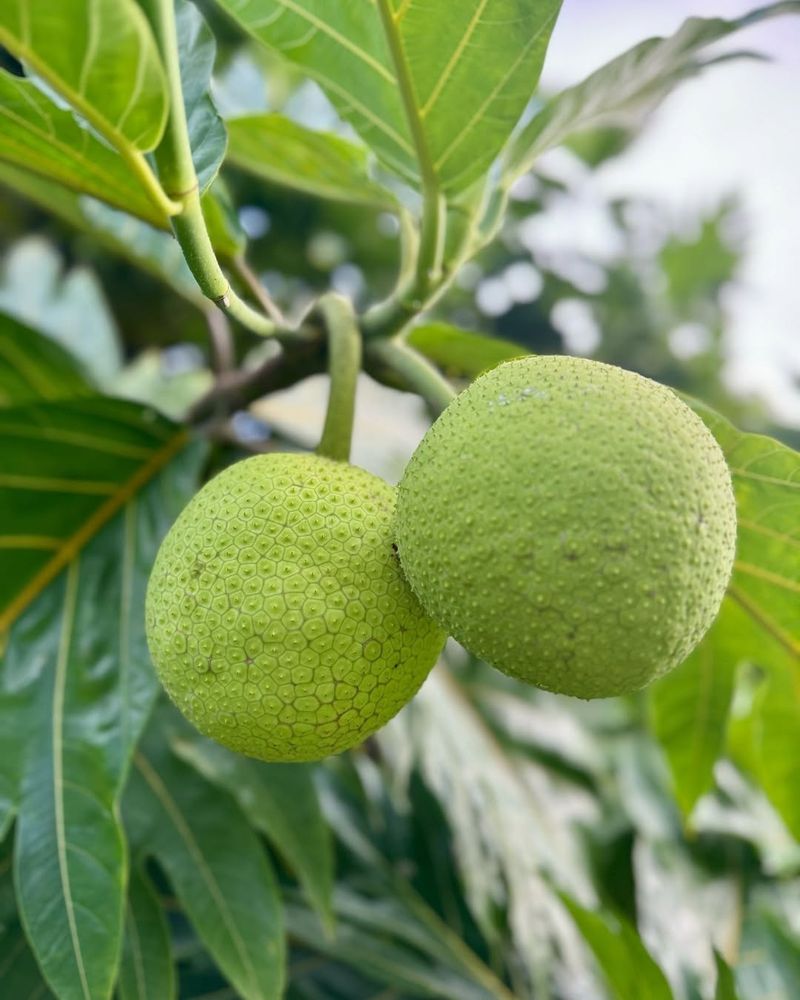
[367,338,456,415]
[316,295,362,462]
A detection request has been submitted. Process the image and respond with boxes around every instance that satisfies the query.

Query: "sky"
[538,0,800,424]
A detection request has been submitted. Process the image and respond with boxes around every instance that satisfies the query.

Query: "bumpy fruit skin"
[146,454,445,761]
[395,356,737,698]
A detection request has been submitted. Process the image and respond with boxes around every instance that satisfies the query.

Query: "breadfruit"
[395,355,736,698]
[146,453,445,761]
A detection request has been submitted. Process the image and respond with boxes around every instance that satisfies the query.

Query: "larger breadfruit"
[394,355,737,698]
[146,454,445,761]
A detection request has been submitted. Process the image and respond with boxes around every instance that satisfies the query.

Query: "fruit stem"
[366,338,456,415]
[316,294,362,462]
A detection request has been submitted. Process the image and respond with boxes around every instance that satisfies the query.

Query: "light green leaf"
[0,396,190,633]
[6,444,202,1000]
[650,600,742,818]
[226,113,395,208]
[212,0,561,193]
[406,323,526,378]
[0,311,92,406]
[118,867,175,1000]
[752,664,800,841]
[172,734,334,929]
[125,710,285,1000]
[503,2,800,182]
[0,0,168,153]
[0,71,164,225]
[561,895,674,1000]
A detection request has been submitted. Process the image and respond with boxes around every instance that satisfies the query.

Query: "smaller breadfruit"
[395,355,737,698]
[146,454,445,761]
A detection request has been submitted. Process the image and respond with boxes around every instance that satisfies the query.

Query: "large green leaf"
[0,311,92,406]
[406,323,526,378]
[125,710,285,1000]
[0,397,190,632]
[173,735,334,929]
[226,113,395,208]
[503,2,800,182]
[0,844,54,999]
[118,866,175,1000]
[0,0,168,153]
[4,443,202,1000]
[561,896,674,1000]
[0,71,164,225]
[212,0,561,193]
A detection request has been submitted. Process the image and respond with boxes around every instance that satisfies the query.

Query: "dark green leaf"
[0,397,189,632]
[212,0,561,193]
[6,444,201,1000]
[125,711,285,1000]
[406,324,526,378]
[172,734,334,930]
[0,0,168,153]
[0,311,92,406]
[0,71,164,225]
[713,950,739,1000]
[118,866,176,1000]
[504,3,800,181]
[561,895,674,1000]
[0,848,55,999]
[226,114,395,208]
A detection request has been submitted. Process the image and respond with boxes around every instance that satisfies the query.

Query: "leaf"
[172,734,334,929]
[118,866,175,1000]
[0,71,164,225]
[124,710,285,1000]
[226,113,395,208]
[737,906,800,999]
[649,601,742,818]
[752,663,800,840]
[503,2,800,182]
[0,396,189,633]
[5,443,202,1000]
[0,0,168,153]
[0,311,92,406]
[713,950,739,1000]
[0,237,123,383]
[691,400,800,664]
[561,895,674,1000]
[212,0,561,193]
[406,324,526,378]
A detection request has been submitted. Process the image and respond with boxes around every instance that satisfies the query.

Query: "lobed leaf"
[212,0,561,193]
[226,113,396,208]
[0,0,168,153]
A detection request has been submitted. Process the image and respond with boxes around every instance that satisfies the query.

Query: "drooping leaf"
[0,0,168,153]
[173,734,334,929]
[406,323,526,378]
[503,2,800,182]
[0,71,164,225]
[0,396,189,633]
[212,0,561,193]
[226,113,395,208]
[118,866,175,1000]
[6,444,202,1000]
[124,710,285,1000]
[561,895,674,1000]
[0,311,92,406]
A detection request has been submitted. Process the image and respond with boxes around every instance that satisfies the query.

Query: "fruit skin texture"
[395,355,737,698]
[146,454,445,761]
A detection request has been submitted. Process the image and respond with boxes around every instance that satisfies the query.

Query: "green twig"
[366,338,456,414]
[316,294,362,462]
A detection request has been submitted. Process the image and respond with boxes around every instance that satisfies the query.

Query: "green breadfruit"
[146,453,445,761]
[395,355,737,698]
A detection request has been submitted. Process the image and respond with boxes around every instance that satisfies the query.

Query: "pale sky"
[539,0,800,425]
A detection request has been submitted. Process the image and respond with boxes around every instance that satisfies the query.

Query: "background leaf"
[173,734,334,930]
[406,323,526,378]
[125,710,285,1000]
[118,866,175,1000]
[0,0,168,153]
[0,311,92,406]
[212,0,561,193]
[226,114,395,208]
